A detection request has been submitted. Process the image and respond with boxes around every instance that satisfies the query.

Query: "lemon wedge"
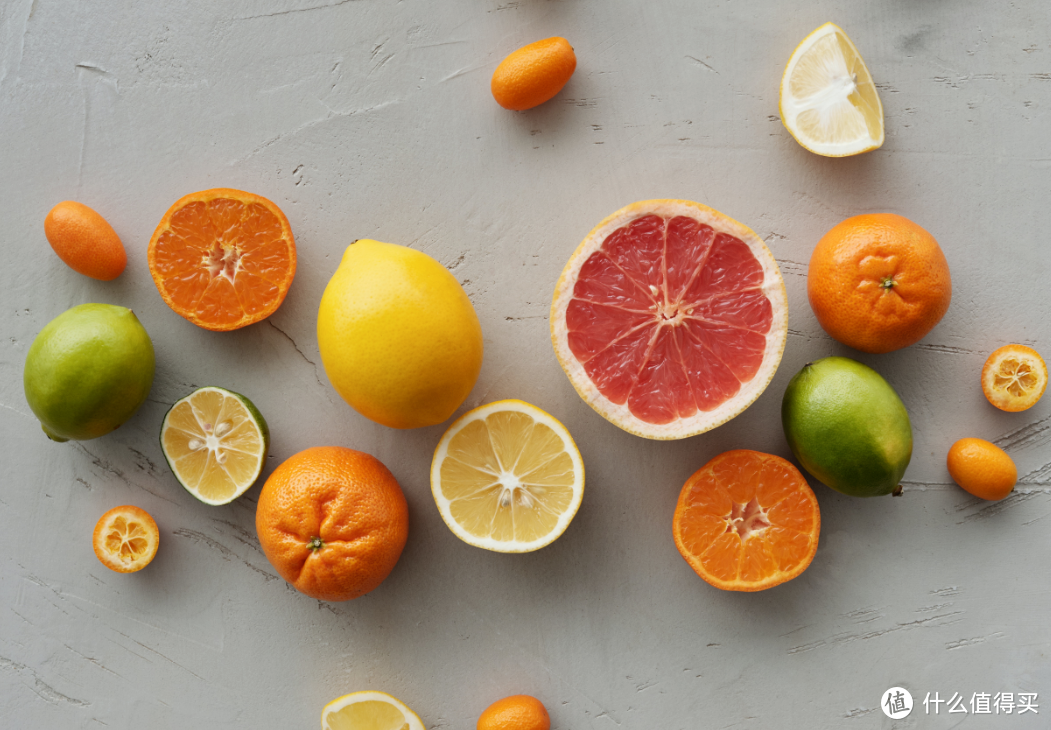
[779,22,884,156]
[160,387,269,505]
[321,691,425,730]
[431,399,584,553]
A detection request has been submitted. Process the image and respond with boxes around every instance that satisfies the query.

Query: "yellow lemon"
[317,240,484,429]
[779,22,884,157]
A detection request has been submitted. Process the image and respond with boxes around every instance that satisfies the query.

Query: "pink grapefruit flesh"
[551,200,787,439]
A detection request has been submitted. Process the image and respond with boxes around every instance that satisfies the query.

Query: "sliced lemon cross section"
[431,399,584,552]
[321,691,425,730]
[160,386,269,505]
[779,22,884,157]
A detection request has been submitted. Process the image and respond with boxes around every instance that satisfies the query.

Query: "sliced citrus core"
[779,22,884,157]
[92,505,159,573]
[321,691,425,730]
[982,344,1047,412]
[160,387,269,505]
[148,188,296,331]
[431,400,584,553]
[551,200,787,440]
[673,450,819,592]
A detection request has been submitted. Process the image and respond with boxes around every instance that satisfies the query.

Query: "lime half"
[160,387,269,505]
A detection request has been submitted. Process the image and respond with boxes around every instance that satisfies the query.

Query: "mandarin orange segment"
[699,533,743,583]
[148,189,296,332]
[673,450,820,592]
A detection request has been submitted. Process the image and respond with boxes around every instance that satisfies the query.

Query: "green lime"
[781,356,912,497]
[160,387,269,505]
[24,303,155,442]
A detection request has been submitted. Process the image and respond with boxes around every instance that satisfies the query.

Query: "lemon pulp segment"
[161,387,267,505]
[324,700,409,730]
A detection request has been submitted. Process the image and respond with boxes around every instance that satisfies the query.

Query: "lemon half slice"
[321,691,425,730]
[779,22,884,156]
[431,399,584,553]
[160,387,269,505]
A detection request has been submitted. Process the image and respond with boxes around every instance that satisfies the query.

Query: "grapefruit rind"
[550,199,788,440]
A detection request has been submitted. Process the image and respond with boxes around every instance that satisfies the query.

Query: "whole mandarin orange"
[491,37,576,111]
[45,201,127,280]
[807,214,951,353]
[477,695,550,730]
[255,446,408,602]
[947,438,1017,501]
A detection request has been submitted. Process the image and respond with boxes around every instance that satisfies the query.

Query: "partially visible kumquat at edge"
[982,344,1047,412]
[947,438,1017,501]
[673,450,820,592]
[477,695,550,730]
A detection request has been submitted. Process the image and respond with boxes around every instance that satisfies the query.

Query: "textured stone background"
[2,1,1049,727]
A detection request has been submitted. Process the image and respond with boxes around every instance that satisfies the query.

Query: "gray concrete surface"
[2,1,1049,727]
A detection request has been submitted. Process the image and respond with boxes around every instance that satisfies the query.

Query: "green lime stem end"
[41,423,69,442]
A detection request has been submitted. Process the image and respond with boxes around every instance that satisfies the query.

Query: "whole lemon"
[317,240,483,429]
[24,303,155,442]
[781,357,912,497]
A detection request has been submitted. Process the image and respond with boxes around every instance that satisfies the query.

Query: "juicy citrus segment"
[148,188,296,331]
[92,505,160,573]
[552,200,787,440]
[779,22,884,156]
[673,450,819,592]
[321,691,425,730]
[982,344,1047,412]
[160,387,269,505]
[431,400,584,552]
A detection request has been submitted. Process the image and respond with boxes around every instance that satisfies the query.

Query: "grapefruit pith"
[551,200,788,439]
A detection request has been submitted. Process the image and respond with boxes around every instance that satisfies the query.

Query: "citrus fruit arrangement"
[20,15,1049,729]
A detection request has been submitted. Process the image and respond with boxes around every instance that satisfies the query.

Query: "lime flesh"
[24,304,155,442]
[781,356,912,497]
[160,387,269,505]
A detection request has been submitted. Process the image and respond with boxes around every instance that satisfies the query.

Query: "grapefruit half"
[551,200,788,439]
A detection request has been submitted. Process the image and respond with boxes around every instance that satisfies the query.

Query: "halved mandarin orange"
[148,188,296,331]
[673,450,819,592]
